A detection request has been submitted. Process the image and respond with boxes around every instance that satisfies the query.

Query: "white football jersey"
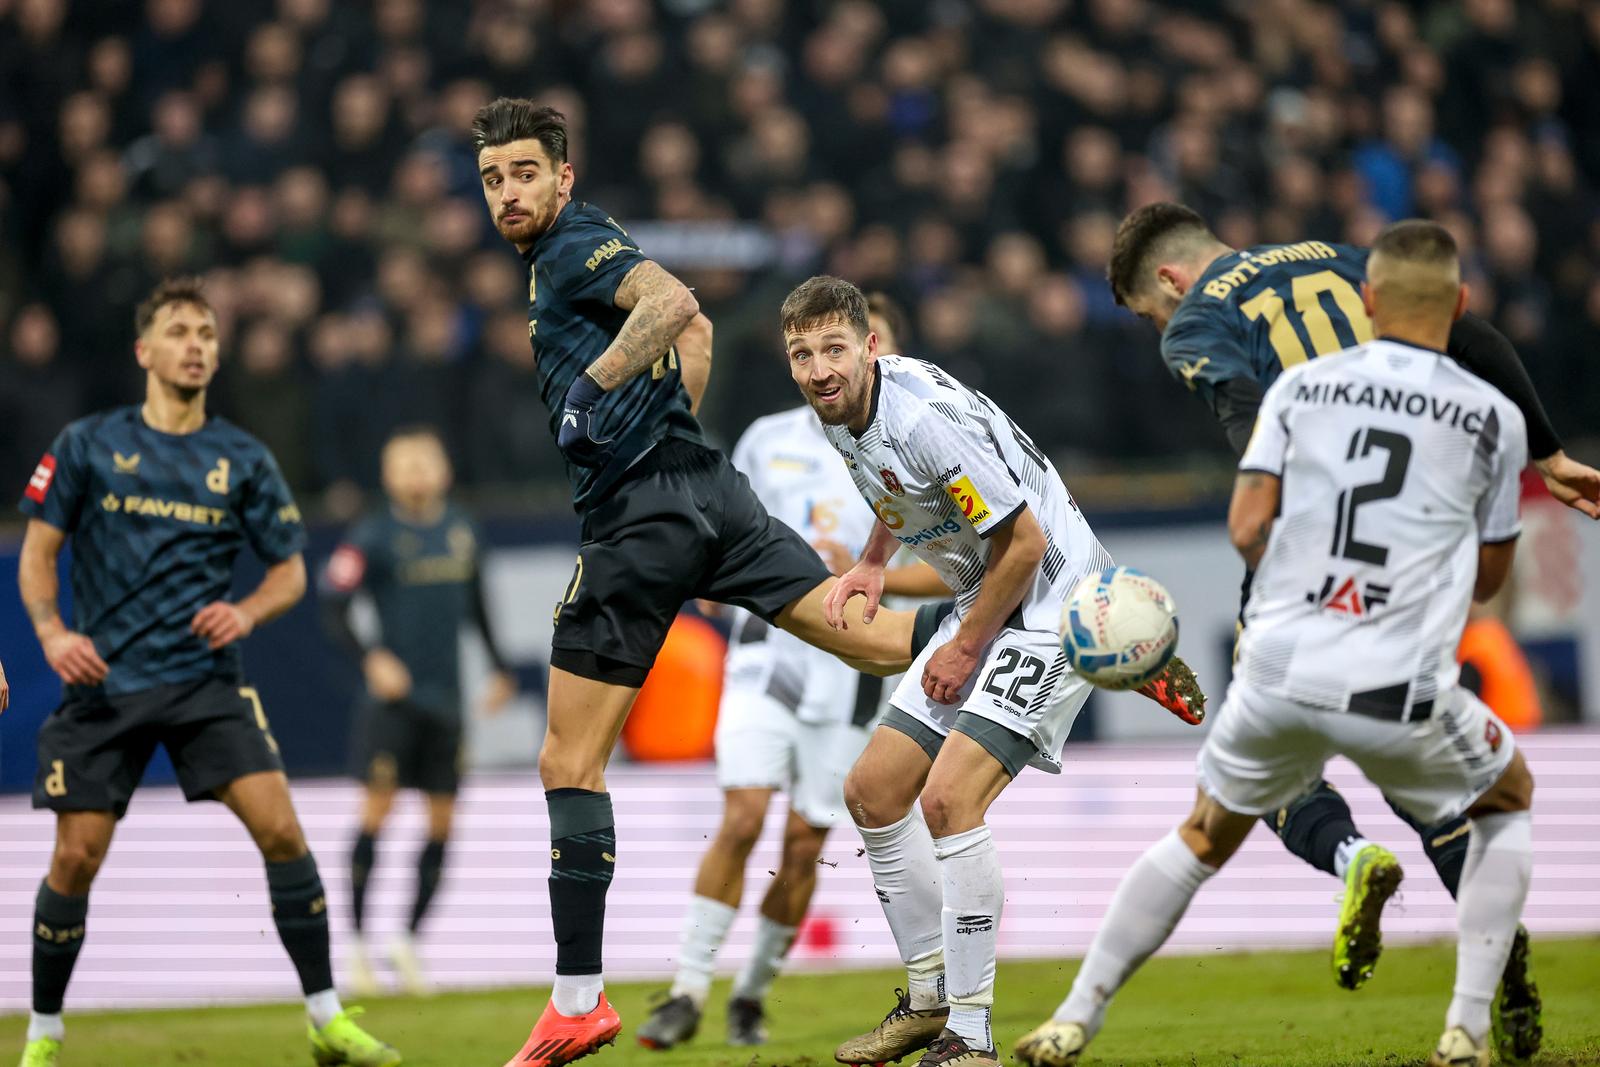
[1238,339,1526,715]
[821,355,1111,632]
[726,406,882,725]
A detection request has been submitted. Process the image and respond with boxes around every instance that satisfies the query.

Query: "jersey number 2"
[1239,270,1373,369]
[1331,428,1412,566]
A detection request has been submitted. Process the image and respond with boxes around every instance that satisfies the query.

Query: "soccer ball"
[1061,566,1179,690]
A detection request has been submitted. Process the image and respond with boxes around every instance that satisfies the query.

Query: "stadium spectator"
[1,0,1597,507]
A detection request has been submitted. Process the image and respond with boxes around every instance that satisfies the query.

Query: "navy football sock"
[1262,780,1362,879]
[546,788,615,976]
[32,882,88,1014]
[267,854,334,995]
[350,832,376,933]
[409,839,446,933]
[1385,795,1469,898]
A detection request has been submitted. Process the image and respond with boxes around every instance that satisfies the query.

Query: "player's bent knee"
[49,841,106,893]
[252,815,309,862]
[718,806,767,851]
[537,745,604,792]
[919,788,977,838]
[843,767,910,829]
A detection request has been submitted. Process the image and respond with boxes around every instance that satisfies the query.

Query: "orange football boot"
[1137,655,1206,725]
[502,993,622,1067]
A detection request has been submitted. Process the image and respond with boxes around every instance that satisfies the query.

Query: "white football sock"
[552,973,605,1016]
[305,988,343,1029]
[669,896,737,1008]
[1055,830,1216,1037]
[27,1012,64,1043]
[1333,836,1375,880]
[731,916,799,1003]
[857,807,945,1008]
[1447,810,1532,1043]
[934,825,1002,1052]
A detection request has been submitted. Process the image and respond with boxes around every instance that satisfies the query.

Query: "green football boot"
[1333,843,1404,990]
[18,1037,62,1067]
[308,1008,402,1066]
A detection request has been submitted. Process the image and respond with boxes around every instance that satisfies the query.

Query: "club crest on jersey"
[1306,574,1390,616]
[880,467,904,495]
[113,451,141,474]
[946,476,991,525]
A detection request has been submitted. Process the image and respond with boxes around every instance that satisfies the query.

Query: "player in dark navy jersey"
[471,99,921,1067]
[10,279,398,1067]
[320,426,516,997]
[1105,203,1593,1060]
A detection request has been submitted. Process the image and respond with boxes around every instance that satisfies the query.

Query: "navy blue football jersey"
[1162,241,1375,407]
[523,201,707,510]
[322,505,484,718]
[19,407,307,695]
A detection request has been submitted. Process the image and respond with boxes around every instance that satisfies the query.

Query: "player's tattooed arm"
[584,260,700,391]
[1228,471,1282,569]
[18,518,110,685]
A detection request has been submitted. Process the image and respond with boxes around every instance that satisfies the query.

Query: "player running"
[320,426,517,996]
[780,275,1180,1067]
[11,279,398,1067]
[1100,202,1584,1053]
[637,400,947,1051]
[471,100,923,1067]
[1017,220,1536,1067]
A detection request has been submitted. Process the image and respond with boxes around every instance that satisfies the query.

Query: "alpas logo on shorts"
[946,476,991,525]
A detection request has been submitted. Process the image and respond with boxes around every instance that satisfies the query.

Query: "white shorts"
[714,688,871,828]
[889,610,1090,774]
[1197,683,1516,826]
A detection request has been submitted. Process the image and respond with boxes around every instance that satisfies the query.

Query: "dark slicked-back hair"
[1107,202,1215,305]
[135,276,212,335]
[386,423,447,449]
[781,276,870,338]
[1371,218,1457,265]
[866,291,910,348]
[470,98,568,162]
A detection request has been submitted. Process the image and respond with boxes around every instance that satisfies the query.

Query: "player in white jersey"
[1016,222,1535,1067]
[779,275,1115,1067]
[639,299,954,1051]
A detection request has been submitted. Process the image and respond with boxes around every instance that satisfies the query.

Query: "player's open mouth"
[815,385,842,403]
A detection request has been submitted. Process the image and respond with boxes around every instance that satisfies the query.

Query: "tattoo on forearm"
[587,263,695,390]
[1245,520,1272,556]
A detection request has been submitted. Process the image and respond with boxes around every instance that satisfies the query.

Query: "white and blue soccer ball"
[1061,566,1179,690]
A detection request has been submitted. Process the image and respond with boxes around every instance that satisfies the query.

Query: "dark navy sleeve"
[319,516,384,660]
[546,214,647,307]
[18,421,88,532]
[1161,303,1254,417]
[239,446,307,564]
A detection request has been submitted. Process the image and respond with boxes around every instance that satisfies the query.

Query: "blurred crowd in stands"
[2,0,1599,514]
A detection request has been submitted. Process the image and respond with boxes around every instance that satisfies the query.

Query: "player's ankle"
[27,1012,65,1043]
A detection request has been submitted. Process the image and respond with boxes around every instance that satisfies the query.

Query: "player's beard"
[807,365,872,427]
[497,189,559,245]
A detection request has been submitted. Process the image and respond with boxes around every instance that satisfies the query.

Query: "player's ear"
[133,337,152,371]
[865,329,878,359]
[558,161,574,195]
[1360,280,1377,319]
[1453,283,1469,322]
[1154,264,1184,300]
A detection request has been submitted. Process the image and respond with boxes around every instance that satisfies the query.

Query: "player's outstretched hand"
[556,372,614,468]
[191,601,255,650]
[364,647,413,703]
[923,639,979,705]
[481,670,517,717]
[0,658,9,713]
[41,629,109,686]
[824,562,885,630]
[1536,450,1600,520]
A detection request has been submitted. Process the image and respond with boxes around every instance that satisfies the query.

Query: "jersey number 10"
[1240,269,1374,368]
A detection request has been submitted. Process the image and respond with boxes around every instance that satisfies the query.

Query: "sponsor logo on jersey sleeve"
[946,476,992,525]
[25,454,56,503]
[325,544,367,593]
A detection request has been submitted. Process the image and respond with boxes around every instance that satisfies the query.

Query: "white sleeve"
[730,422,761,493]
[905,408,1026,539]
[1477,402,1526,544]
[1239,373,1293,476]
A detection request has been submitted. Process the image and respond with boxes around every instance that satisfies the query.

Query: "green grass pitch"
[4,939,1597,1066]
